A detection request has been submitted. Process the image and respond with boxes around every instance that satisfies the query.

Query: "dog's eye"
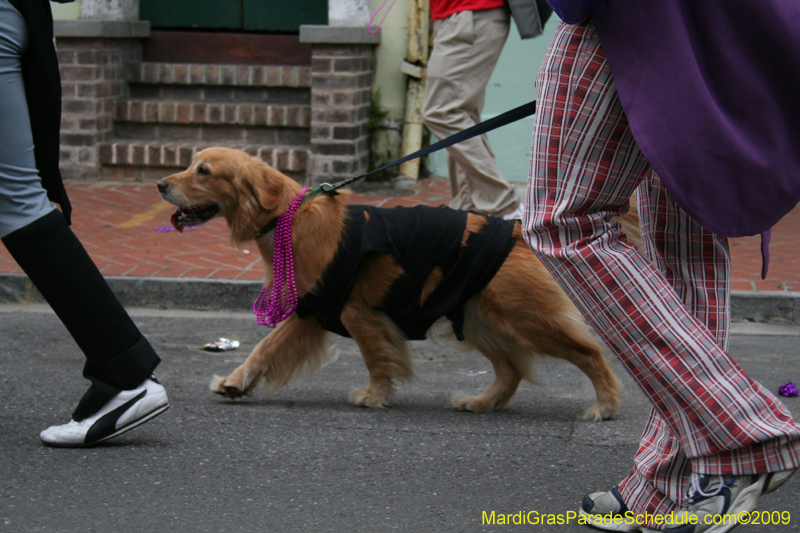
[197,165,211,176]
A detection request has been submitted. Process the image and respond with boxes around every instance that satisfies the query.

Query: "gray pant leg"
[0,0,56,239]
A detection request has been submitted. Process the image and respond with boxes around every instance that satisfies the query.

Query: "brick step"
[111,120,309,147]
[114,99,310,128]
[99,140,309,173]
[127,82,309,106]
[128,62,311,89]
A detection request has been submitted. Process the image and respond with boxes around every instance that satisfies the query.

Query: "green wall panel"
[141,0,242,29]
[141,0,328,31]
[242,0,327,32]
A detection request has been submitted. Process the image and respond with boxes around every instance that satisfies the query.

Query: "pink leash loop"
[253,188,307,328]
[368,0,396,34]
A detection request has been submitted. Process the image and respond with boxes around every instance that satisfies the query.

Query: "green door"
[242,0,327,31]
[140,0,327,31]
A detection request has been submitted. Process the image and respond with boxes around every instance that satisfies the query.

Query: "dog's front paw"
[210,371,256,399]
[583,401,618,421]
[349,388,390,408]
[452,393,496,413]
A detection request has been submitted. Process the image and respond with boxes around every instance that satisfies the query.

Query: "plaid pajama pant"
[524,19,800,523]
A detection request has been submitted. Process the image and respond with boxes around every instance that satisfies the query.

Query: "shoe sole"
[578,508,641,532]
[44,403,170,448]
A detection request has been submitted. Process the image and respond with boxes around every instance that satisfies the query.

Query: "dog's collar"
[254,184,339,239]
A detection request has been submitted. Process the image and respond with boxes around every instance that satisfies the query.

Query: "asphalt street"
[1,305,798,532]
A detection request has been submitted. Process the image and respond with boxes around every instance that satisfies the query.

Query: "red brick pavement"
[729,206,800,292]
[0,178,797,292]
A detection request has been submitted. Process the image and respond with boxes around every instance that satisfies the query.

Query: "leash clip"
[310,182,345,196]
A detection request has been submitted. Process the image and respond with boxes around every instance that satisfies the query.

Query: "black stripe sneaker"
[40,377,169,447]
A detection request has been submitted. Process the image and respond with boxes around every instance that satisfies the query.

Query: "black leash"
[321,99,537,193]
[256,99,537,238]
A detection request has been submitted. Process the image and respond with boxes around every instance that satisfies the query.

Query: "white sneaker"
[581,469,797,533]
[40,378,169,448]
[663,473,767,533]
[501,202,525,221]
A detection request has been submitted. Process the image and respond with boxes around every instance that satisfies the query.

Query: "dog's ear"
[235,158,280,211]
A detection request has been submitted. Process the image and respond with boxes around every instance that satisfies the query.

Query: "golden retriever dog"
[158,147,621,420]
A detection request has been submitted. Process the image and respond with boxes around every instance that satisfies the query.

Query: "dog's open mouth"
[170,203,220,232]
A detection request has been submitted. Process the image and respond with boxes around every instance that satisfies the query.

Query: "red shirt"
[430,0,506,21]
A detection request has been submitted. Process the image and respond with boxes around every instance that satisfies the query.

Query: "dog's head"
[158,147,302,243]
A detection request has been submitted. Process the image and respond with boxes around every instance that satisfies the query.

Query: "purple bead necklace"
[253,188,307,327]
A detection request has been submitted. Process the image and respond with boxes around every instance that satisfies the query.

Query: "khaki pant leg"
[422,8,520,216]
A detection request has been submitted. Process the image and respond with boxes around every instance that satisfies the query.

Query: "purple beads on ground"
[779,382,798,397]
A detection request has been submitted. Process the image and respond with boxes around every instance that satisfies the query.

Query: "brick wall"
[99,62,312,180]
[308,44,373,183]
[54,23,379,184]
[56,37,142,180]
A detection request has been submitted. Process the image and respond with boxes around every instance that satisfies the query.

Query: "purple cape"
[590,0,800,239]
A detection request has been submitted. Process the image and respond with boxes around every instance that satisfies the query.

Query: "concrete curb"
[0,274,262,313]
[1,274,799,325]
[730,290,800,325]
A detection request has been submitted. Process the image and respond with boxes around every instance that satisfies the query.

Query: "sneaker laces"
[687,472,724,504]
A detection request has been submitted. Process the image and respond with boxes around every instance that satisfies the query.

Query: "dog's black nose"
[157,180,168,194]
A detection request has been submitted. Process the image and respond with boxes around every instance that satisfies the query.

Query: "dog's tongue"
[170,208,184,233]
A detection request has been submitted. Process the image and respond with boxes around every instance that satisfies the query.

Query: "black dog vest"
[295,205,517,341]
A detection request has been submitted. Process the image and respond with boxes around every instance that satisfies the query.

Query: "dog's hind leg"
[527,312,621,421]
[481,274,621,420]
[474,237,621,420]
[210,313,329,398]
[340,303,414,408]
